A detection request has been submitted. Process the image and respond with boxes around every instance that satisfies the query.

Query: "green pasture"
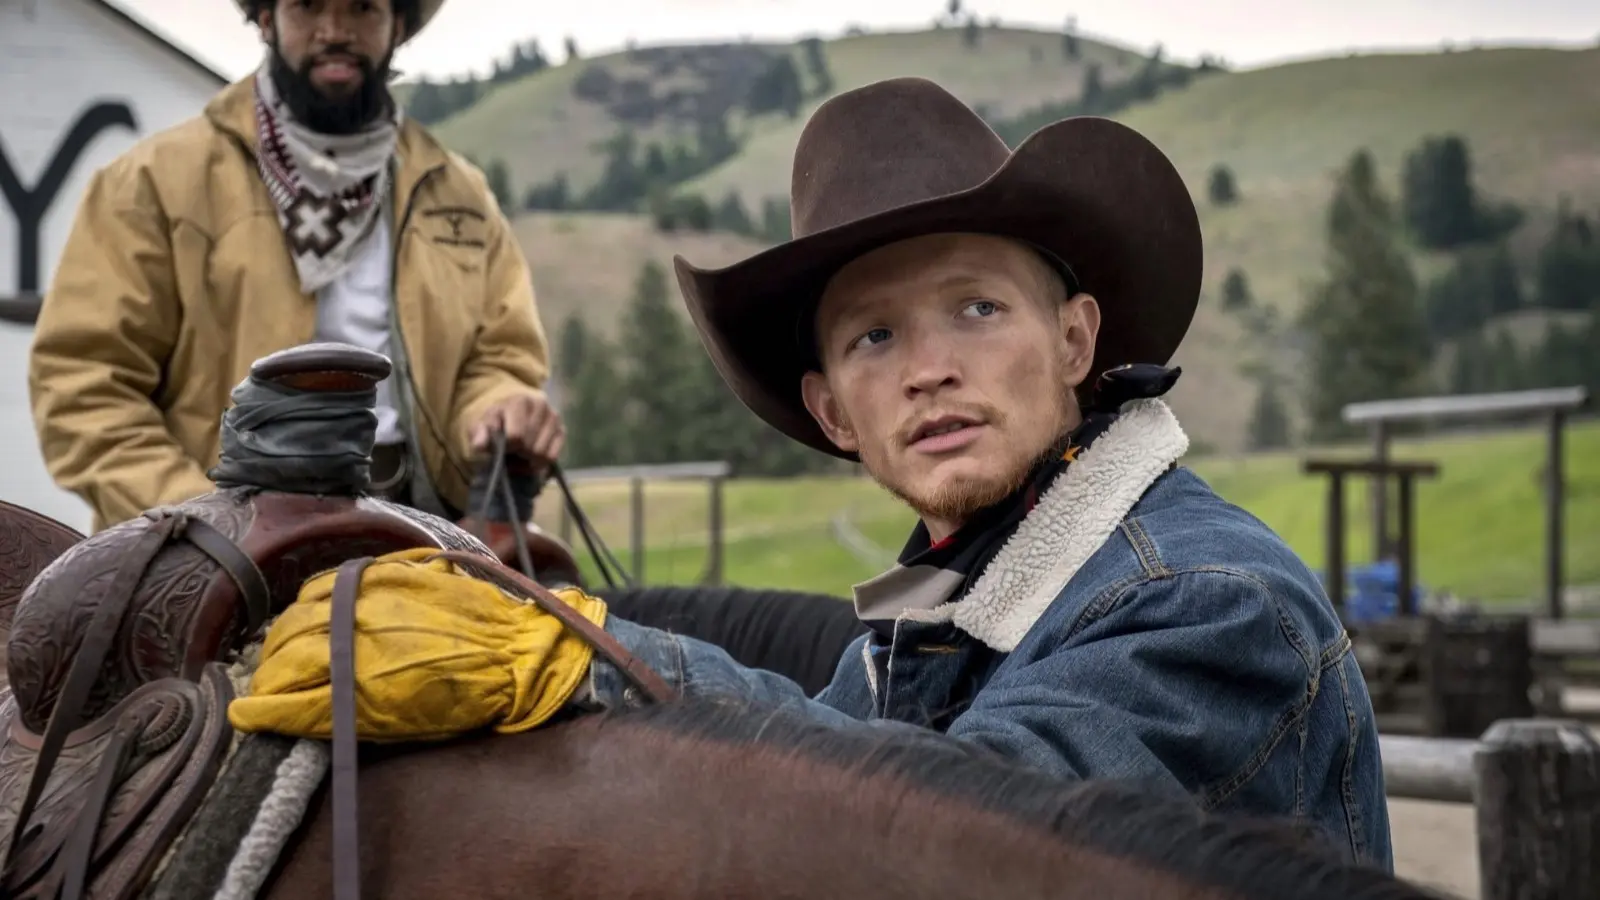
[534,420,1600,603]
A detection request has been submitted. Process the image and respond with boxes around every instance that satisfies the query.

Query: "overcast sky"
[121,0,1597,81]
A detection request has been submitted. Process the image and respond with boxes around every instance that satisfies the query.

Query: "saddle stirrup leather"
[328,558,370,900]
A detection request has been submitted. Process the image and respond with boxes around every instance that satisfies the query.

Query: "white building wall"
[0,0,231,530]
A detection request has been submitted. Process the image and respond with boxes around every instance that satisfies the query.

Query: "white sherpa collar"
[901,399,1189,652]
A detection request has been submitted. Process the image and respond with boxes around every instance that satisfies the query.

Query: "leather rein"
[2,444,677,900]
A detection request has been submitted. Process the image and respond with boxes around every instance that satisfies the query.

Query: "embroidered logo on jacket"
[422,206,487,248]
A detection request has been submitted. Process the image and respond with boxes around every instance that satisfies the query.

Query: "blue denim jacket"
[583,400,1392,869]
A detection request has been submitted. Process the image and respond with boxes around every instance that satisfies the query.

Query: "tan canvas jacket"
[29,77,551,531]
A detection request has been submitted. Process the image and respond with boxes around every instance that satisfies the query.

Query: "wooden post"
[1371,419,1390,560]
[629,475,645,585]
[702,475,725,586]
[1395,470,1417,616]
[1305,458,1439,620]
[1325,470,1346,614]
[1545,412,1565,620]
[1474,718,1600,900]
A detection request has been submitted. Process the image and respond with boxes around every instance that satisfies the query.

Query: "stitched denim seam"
[1335,656,1369,862]
[1062,572,1152,641]
[1320,631,1354,670]
[1120,518,1168,578]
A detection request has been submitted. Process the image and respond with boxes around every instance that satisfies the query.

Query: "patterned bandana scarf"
[252,66,400,294]
[853,364,1183,639]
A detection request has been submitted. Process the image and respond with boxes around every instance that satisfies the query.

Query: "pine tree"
[406,78,448,123]
[962,16,981,49]
[1534,204,1600,311]
[616,261,698,463]
[1208,164,1239,206]
[1486,328,1525,391]
[563,334,627,468]
[483,158,514,211]
[1422,242,1524,340]
[799,37,834,96]
[1300,149,1433,440]
[556,316,590,377]
[760,196,792,243]
[1247,382,1292,450]
[1080,64,1104,112]
[1448,329,1490,394]
[1221,268,1252,311]
[1533,320,1589,390]
[713,190,755,235]
[746,55,806,119]
[1401,135,1479,249]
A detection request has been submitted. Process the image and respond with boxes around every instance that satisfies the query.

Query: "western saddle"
[0,343,672,900]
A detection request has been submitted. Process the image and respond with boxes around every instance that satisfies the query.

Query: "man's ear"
[1059,292,1102,387]
[800,371,859,454]
[255,8,273,41]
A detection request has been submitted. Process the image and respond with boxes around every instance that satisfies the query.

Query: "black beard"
[267,38,394,135]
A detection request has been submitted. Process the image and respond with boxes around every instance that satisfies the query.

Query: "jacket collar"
[204,75,452,204]
[898,398,1189,651]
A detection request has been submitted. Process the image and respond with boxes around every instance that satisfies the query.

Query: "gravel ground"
[1391,797,1478,897]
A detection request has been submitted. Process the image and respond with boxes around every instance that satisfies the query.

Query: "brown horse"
[228,697,1437,900]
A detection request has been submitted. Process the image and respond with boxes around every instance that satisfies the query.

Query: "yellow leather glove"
[227,547,607,742]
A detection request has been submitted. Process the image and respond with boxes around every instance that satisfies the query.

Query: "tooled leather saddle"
[0,343,668,900]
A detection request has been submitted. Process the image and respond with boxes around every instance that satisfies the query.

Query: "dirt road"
[1392,798,1478,897]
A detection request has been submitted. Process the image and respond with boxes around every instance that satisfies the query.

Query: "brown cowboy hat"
[233,0,444,43]
[673,77,1202,460]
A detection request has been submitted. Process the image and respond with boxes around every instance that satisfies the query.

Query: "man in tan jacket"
[30,0,562,533]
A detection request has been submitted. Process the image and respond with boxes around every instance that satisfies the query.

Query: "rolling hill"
[432,27,1150,197]
[411,28,1600,452]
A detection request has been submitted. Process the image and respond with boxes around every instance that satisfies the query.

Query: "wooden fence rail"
[1379,718,1599,899]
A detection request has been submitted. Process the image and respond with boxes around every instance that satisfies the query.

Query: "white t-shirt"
[313,217,403,446]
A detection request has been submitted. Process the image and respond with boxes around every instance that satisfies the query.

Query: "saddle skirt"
[0,668,235,899]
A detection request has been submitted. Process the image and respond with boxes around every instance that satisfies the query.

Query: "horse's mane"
[605,697,1438,900]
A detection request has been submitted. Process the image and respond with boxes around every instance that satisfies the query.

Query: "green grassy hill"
[415,30,1600,452]
[535,420,1600,604]
[1115,46,1600,317]
[432,27,1147,198]
[514,213,770,341]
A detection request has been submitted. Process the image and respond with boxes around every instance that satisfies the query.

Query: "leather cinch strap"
[1,509,273,900]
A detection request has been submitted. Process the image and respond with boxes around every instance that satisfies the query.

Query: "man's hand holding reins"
[469,392,564,466]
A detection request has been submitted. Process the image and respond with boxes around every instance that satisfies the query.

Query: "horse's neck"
[266,720,1216,900]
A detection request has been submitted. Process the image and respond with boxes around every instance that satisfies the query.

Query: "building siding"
[0,0,230,529]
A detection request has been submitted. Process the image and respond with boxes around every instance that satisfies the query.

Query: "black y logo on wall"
[0,101,139,295]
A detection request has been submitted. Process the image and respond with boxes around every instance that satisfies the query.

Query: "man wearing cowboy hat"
[29,0,562,533]
[595,77,1392,867]
[242,77,1392,867]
